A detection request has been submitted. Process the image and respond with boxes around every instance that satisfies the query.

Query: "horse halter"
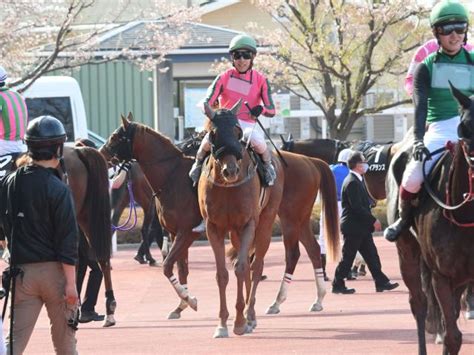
[102,123,136,164]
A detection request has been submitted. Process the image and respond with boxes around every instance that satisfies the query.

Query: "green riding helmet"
[228,34,257,54]
[430,0,469,27]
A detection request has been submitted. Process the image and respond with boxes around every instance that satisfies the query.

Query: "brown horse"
[100,113,340,334]
[15,146,116,327]
[385,86,474,355]
[198,102,284,337]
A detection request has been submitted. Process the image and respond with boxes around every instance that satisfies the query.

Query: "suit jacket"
[340,172,376,236]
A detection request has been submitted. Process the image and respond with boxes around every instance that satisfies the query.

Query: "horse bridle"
[422,140,474,226]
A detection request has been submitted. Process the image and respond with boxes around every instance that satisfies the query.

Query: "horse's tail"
[76,147,112,262]
[226,245,238,266]
[310,158,341,261]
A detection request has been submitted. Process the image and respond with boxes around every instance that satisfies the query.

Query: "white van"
[22,76,88,144]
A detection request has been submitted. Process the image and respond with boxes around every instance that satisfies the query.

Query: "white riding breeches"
[0,140,26,156]
[198,119,268,158]
[402,115,460,194]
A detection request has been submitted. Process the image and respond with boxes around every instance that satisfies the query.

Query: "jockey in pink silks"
[188,34,277,233]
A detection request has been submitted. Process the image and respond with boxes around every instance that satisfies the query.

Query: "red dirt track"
[16,238,474,354]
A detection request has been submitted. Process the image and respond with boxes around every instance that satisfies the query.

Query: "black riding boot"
[384,198,415,242]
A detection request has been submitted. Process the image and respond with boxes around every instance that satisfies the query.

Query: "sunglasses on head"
[436,22,468,36]
[232,51,252,60]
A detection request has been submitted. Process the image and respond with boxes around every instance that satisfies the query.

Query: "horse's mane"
[137,123,184,156]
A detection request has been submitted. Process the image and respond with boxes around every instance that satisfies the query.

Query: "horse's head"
[450,82,474,154]
[279,133,294,151]
[204,100,243,183]
[100,112,136,165]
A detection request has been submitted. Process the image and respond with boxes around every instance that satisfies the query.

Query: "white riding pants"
[198,119,268,158]
[402,115,460,193]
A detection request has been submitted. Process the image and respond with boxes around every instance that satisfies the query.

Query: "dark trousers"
[76,232,103,312]
[137,201,165,260]
[334,232,389,287]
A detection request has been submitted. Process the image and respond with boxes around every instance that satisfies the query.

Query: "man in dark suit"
[332,151,399,294]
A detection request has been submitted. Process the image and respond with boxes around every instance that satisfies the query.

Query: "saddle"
[0,153,22,179]
[354,141,392,173]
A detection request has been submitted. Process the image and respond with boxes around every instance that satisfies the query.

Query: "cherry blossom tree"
[1,0,200,92]
[252,0,429,139]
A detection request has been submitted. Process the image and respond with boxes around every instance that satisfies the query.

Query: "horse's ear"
[449,81,471,110]
[121,114,130,128]
[204,102,216,121]
[280,134,287,143]
[230,99,242,116]
[288,133,293,142]
[127,112,135,121]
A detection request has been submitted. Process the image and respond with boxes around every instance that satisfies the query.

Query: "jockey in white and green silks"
[384,0,474,242]
[0,65,28,156]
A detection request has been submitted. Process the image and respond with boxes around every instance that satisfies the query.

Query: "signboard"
[184,86,208,130]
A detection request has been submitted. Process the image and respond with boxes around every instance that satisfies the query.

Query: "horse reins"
[111,167,139,232]
[422,143,474,226]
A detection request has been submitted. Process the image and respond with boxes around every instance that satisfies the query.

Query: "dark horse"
[100,113,340,333]
[280,134,351,164]
[13,146,116,327]
[385,85,474,355]
[280,135,391,201]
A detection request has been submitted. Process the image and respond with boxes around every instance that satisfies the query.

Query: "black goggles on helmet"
[435,22,468,36]
[232,51,252,60]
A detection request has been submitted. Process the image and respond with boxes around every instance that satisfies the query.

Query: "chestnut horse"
[14,146,116,327]
[198,102,285,337]
[100,113,340,334]
[385,86,474,355]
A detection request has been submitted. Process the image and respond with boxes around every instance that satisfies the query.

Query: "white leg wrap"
[169,276,188,299]
[314,268,326,303]
[309,268,326,312]
[276,273,292,304]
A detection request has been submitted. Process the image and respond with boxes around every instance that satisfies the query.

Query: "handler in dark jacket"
[332,151,399,294]
[0,116,79,354]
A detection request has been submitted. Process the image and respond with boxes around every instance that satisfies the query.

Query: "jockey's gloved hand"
[250,105,263,118]
[413,140,431,162]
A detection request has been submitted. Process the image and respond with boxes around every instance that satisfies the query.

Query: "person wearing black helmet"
[0,115,79,354]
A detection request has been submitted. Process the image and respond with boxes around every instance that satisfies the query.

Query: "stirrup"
[264,163,276,186]
[192,219,206,233]
[189,161,203,184]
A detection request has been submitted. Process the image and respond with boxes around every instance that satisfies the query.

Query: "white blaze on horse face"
[220,155,240,183]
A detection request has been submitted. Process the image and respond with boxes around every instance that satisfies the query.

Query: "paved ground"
[7,237,474,354]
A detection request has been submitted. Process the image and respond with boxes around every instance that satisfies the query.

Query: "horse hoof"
[213,326,229,338]
[435,333,444,344]
[247,319,257,330]
[465,310,474,320]
[233,324,247,336]
[265,304,280,315]
[167,311,181,320]
[103,315,116,327]
[186,296,198,311]
[310,302,323,312]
